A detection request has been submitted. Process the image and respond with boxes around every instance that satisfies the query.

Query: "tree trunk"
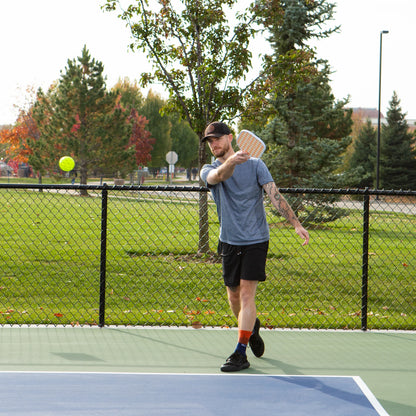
[79,165,88,197]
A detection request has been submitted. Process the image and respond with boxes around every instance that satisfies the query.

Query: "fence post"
[361,189,370,330]
[99,184,108,327]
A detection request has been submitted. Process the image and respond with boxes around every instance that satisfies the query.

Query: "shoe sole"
[249,318,265,358]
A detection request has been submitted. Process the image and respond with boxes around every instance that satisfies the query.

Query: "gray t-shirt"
[200,158,273,245]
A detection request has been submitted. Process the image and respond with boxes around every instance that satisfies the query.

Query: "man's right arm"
[206,151,250,185]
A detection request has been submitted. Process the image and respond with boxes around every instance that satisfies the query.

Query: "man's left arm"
[263,182,309,246]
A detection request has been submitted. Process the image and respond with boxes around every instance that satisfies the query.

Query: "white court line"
[354,376,390,416]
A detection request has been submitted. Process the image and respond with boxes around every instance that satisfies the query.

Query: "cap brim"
[202,133,223,142]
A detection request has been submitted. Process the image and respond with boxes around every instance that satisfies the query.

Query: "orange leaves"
[0,308,15,319]
[181,297,215,327]
[0,111,37,163]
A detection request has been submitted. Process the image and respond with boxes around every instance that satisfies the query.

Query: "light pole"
[376,30,389,192]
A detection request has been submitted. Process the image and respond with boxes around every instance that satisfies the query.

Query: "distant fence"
[0,183,415,330]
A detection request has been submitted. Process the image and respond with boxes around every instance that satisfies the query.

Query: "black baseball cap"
[202,122,231,142]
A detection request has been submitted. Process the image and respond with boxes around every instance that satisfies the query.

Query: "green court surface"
[0,326,414,416]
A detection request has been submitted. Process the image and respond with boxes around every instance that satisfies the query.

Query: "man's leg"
[221,281,258,372]
[237,279,258,331]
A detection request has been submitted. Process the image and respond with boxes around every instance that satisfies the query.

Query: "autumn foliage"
[128,108,155,166]
[0,110,37,165]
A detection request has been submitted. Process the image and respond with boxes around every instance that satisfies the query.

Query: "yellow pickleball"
[59,156,75,172]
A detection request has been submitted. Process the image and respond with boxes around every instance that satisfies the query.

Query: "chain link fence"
[1,184,415,330]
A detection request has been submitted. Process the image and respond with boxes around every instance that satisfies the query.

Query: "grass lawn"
[0,187,415,329]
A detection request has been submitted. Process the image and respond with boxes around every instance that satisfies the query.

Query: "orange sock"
[238,330,252,345]
[235,330,252,356]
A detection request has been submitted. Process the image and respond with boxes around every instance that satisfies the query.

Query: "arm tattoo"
[264,182,298,225]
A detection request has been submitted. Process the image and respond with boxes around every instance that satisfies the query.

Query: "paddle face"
[236,130,266,158]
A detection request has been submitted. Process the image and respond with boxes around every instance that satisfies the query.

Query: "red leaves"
[128,109,155,166]
[70,114,81,133]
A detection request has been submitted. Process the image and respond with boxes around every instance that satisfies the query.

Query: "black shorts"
[217,240,269,287]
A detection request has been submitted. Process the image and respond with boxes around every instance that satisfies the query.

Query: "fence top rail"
[0,183,207,192]
[1,183,416,196]
[278,187,416,196]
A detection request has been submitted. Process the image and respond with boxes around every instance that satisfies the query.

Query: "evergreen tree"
[31,46,134,194]
[242,0,353,223]
[249,0,352,190]
[380,92,416,190]
[346,119,376,188]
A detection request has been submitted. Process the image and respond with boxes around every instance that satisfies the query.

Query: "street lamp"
[376,30,389,192]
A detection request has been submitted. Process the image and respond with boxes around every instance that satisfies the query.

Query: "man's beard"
[213,141,230,158]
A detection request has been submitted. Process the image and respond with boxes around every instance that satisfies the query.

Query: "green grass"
[0,187,415,329]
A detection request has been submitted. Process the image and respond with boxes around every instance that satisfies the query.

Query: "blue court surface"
[0,372,388,416]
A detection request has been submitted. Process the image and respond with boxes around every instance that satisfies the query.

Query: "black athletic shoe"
[220,351,250,372]
[249,318,265,357]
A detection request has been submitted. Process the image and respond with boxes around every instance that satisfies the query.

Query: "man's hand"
[295,225,310,246]
[230,150,250,165]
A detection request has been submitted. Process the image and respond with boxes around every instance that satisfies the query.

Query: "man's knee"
[227,286,240,303]
[239,281,258,304]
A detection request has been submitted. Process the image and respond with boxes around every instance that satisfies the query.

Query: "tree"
[112,78,155,167]
[31,46,135,195]
[139,91,171,169]
[237,0,353,224]
[0,112,34,165]
[246,0,352,189]
[113,77,144,110]
[346,119,376,188]
[380,92,416,190]
[104,0,257,251]
[170,113,199,171]
[128,108,155,167]
[0,85,40,174]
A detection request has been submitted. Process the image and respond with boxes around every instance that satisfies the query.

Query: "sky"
[1,0,415,126]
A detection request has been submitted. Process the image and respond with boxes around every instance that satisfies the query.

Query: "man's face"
[206,134,232,158]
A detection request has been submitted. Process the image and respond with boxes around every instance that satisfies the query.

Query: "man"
[200,122,309,372]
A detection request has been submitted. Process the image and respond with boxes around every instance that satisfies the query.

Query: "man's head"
[202,122,233,159]
[202,122,231,142]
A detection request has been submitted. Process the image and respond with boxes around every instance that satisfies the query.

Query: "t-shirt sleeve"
[200,164,213,186]
[256,159,274,186]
